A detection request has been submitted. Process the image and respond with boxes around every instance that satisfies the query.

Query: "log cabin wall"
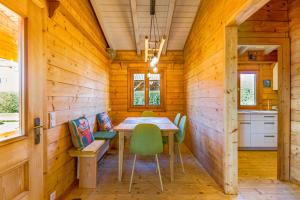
[109,51,184,125]
[44,0,110,198]
[183,0,269,189]
[289,0,300,184]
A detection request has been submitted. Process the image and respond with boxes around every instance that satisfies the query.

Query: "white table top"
[114,117,178,132]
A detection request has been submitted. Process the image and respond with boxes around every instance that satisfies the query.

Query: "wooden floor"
[65,145,300,200]
[238,150,277,179]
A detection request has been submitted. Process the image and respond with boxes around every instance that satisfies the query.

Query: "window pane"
[133,74,145,106]
[149,74,160,106]
[0,4,22,142]
[240,73,256,106]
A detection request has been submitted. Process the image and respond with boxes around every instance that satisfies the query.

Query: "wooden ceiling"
[90,0,201,53]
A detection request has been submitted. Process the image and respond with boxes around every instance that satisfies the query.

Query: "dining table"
[114,117,179,182]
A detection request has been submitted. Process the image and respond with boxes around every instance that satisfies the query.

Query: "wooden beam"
[238,46,249,55]
[130,0,141,55]
[47,0,60,18]
[264,45,279,55]
[162,0,176,54]
[90,0,115,50]
[33,0,46,8]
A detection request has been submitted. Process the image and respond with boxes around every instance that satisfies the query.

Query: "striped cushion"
[68,117,95,149]
[97,112,113,131]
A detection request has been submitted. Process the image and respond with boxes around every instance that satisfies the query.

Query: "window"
[238,71,259,109]
[128,69,165,111]
[0,4,24,142]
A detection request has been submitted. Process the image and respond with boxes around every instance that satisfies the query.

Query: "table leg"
[169,133,174,182]
[118,131,124,182]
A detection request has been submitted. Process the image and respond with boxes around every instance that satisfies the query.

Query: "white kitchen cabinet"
[238,121,251,147]
[238,111,277,148]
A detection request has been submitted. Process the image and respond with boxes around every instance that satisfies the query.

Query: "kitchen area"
[237,45,279,179]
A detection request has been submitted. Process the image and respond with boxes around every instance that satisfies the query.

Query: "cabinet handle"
[264,135,275,138]
[264,116,275,118]
[240,122,251,124]
[264,122,275,125]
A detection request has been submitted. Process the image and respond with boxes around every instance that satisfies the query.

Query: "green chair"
[141,110,156,117]
[129,124,164,192]
[174,113,181,126]
[175,116,187,173]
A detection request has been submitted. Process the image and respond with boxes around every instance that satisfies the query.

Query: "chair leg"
[177,144,185,173]
[129,154,137,192]
[155,154,164,192]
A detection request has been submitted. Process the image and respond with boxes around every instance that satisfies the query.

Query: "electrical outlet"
[50,191,56,200]
[49,112,56,128]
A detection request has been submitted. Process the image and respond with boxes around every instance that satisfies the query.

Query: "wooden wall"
[110,51,184,125]
[183,0,269,192]
[238,50,278,110]
[44,0,109,198]
[289,0,300,184]
[0,4,18,61]
[238,0,289,38]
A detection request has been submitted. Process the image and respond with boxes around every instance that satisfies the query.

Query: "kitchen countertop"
[238,110,278,114]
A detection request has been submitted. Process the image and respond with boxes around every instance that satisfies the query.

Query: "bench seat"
[68,140,109,188]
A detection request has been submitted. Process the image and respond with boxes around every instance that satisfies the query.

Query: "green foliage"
[240,88,254,105]
[0,92,19,113]
[149,91,160,105]
[133,91,160,106]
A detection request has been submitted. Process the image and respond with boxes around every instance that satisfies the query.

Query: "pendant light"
[144,0,165,73]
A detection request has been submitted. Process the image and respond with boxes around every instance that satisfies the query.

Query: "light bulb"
[153,67,158,73]
[150,56,158,68]
[147,72,151,78]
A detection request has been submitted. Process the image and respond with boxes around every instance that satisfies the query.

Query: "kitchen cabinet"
[238,111,277,149]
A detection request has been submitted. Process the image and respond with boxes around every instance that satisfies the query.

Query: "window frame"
[238,70,260,109]
[128,68,166,111]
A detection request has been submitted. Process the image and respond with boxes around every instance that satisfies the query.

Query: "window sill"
[128,107,166,112]
[0,135,27,147]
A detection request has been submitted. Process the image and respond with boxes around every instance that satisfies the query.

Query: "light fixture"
[144,0,165,69]
[153,67,158,73]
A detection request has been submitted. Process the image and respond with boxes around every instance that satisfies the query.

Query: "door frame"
[238,37,291,180]
[0,0,45,199]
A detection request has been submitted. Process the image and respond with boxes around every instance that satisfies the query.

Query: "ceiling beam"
[162,0,176,54]
[90,0,115,50]
[238,46,249,56]
[130,0,141,55]
[264,45,279,55]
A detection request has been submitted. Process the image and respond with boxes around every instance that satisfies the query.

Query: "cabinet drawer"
[238,113,250,121]
[251,113,277,121]
[251,134,277,147]
[251,120,277,134]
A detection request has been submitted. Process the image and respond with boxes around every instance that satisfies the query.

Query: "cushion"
[97,112,113,131]
[68,117,95,149]
[93,131,117,140]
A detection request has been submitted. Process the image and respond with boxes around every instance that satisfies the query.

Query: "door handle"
[34,117,43,144]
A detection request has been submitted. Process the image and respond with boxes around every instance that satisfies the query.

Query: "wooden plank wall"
[0,6,18,61]
[289,0,300,184]
[238,0,289,38]
[44,0,109,198]
[110,51,184,125]
[183,0,261,189]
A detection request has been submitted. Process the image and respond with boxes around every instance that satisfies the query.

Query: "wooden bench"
[68,140,109,188]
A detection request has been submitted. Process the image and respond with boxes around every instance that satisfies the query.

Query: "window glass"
[149,74,160,106]
[133,74,145,106]
[0,3,23,142]
[240,73,256,106]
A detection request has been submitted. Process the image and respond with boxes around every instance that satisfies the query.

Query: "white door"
[238,121,251,147]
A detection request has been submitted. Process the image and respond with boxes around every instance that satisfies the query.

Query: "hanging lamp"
[144,0,166,73]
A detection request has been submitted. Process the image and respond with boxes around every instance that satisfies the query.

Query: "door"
[238,121,251,147]
[0,1,44,199]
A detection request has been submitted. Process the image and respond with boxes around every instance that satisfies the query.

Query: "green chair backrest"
[174,113,181,127]
[130,124,163,156]
[176,115,187,144]
[141,110,156,117]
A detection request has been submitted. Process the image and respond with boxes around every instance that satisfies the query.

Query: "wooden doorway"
[0,0,45,199]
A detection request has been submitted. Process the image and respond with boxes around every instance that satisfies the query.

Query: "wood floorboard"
[64,146,300,200]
